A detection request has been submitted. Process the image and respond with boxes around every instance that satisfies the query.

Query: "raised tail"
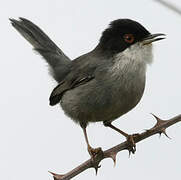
[9,17,71,82]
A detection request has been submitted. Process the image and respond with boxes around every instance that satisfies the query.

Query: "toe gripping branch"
[49,114,181,180]
[90,149,104,175]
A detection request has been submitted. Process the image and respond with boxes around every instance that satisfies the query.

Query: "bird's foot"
[88,146,102,157]
[87,146,103,175]
[126,134,139,155]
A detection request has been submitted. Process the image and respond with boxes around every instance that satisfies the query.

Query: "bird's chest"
[102,55,146,115]
[61,55,147,124]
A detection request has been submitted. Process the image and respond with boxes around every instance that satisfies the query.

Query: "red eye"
[123,34,134,43]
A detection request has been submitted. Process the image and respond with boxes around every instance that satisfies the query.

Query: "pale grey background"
[1,0,181,180]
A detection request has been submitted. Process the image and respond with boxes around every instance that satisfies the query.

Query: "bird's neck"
[108,43,153,83]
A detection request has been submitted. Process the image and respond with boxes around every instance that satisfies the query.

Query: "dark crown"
[99,19,150,54]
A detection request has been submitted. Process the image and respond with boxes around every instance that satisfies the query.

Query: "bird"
[10,17,165,157]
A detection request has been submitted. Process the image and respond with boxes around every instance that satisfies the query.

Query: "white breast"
[108,42,153,95]
[111,42,153,76]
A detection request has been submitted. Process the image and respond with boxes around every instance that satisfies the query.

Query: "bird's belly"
[61,77,145,127]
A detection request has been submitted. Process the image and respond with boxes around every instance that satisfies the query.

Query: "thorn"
[150,114,171,138]
[48,171,64,180]
[109,153,117,167]
[93,164,101,175]
[163,130,171,139]
[150,113,167,130]
[150,113,162,123]
[159,129,171,139]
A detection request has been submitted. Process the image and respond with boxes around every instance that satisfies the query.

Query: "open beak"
[142,33,166,45]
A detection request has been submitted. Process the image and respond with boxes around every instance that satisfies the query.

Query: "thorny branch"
[154,0,181,16]
[49,114,181,180]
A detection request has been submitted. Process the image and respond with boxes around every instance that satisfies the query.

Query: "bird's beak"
[142,33,166,45]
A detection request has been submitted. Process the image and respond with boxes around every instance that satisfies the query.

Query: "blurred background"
[1,0,181,180]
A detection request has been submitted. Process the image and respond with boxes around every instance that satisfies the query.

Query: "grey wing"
[10,17,71,82]
[49,74,94,106]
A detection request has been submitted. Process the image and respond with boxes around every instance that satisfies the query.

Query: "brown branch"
[49,114,181,180]
[154,0,181,16]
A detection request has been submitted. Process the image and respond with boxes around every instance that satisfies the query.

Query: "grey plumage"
[10,18,165,155]
[58,43,152,128]
[9,17,71,82]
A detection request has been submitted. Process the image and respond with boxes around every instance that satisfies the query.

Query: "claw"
[127,135,136,156]
[128,147,136,157]
[128,150,131,157]
[88,146,103,175]
[49,171,64,180]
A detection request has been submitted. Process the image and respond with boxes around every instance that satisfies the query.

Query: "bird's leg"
[104,122,137,154]
[82,127,102,157]
[82,127,103,174]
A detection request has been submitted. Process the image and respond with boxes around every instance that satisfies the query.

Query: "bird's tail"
[9,17,71,82]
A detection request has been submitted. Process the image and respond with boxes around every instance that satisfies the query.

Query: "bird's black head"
[99,19,151,54]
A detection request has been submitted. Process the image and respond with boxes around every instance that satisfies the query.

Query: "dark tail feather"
[10,17,71,82]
